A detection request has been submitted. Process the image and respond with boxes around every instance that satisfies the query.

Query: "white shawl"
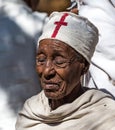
[16,89,115,130]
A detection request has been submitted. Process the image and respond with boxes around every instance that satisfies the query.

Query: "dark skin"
[36,39,89,110]
[23,0,71,15]
[23,0,39,11]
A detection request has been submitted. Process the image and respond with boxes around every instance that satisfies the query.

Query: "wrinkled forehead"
[38,39,82,57]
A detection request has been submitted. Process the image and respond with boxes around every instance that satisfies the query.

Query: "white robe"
[0,0,47,130]
[16,89,115,130]
[77,0,115,96]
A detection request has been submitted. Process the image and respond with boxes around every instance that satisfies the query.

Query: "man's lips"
[42,82,60,91]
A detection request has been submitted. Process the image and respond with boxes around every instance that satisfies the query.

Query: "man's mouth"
[42,82,60,91]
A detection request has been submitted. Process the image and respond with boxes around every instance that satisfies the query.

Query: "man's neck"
[49,83,85,110]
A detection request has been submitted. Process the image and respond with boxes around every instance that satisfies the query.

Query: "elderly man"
[16,12,115,130]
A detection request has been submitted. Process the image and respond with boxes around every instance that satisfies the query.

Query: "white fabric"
[38,12,98,63]
[16,89,115,130]
[0,1,47,130]
[78,0,115,96]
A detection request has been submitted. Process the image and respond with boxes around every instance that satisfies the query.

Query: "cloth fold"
[16,89,115,130]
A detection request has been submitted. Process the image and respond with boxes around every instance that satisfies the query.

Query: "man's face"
[36,39,84,99]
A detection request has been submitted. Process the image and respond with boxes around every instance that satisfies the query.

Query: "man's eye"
[55,57,67,65]
[36,56,46,65]
[37,58,45,62]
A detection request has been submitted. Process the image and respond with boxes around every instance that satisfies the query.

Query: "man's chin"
[44,90,64,100]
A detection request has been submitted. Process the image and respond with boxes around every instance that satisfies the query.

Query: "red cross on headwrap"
[51,13,69,38]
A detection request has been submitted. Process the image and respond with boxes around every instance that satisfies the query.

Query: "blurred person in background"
[74,0,115,97]
[0,0,70,130]
[69,0,115,97]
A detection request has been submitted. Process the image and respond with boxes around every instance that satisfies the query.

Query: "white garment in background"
[78,0,115,97]
[0,0,47,130]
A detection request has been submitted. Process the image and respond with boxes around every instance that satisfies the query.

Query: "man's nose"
[43,60,56,80]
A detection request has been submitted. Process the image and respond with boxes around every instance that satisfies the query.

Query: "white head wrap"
[38,12,99,63]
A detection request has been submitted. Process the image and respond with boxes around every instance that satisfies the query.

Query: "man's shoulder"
[25,90,44,103]
[83,88,114,102]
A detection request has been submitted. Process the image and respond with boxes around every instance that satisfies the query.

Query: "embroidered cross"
[51,13,68,38]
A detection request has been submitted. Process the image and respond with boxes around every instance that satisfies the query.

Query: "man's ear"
[81,63,89,75]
